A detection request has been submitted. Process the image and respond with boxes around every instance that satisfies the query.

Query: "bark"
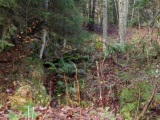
[130,0,136,22]
[88,0,92,19]
[138,8,140,29]
[113,0,118,25]
[123,0,128,35]
[91,0,96,24]
[39,0,48,59]
[118,0,128,43]
[39,29,47,59]
[87,0,96,31]
[103,0,107,52]
[100,0,103,26]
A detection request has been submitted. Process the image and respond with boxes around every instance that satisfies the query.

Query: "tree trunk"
[87,0,96,31]
[88,0,92,20]
[118,0,128,43]
[103,0,107,52]
[130,0,136,22]
[91,0,96,25]
[40,29,47,59]
[113,0,118,25]
[39,0,49,59]
[123,0,129,35]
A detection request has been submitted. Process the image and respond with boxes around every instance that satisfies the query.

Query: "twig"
[41,107,50,120]
[73,63,82,120]
[64,74,69,106]
[41,99,52,120]
[28,106,30,120]
[49,80,53,98]
[96,61,102,100]
[135,88,141,119]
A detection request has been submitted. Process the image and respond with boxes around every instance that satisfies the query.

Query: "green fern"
[0,40,14,51]
[45,62,57,72]
[106,43,133,55]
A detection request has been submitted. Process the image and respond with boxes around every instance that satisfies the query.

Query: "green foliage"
[45,50,89,76]
[0,40,14,51]
[81,100,92,108]
[12,57,49,107]
[99,107,116,120]
[106,43,133,55]
[0,24,16,51]
[7,104,37,120]
[58,59,75,74]
[114,39,160,119]
[6,110,21,120]
[46,58,75,74]
[121,81,152,103]
[45,61,57,72]
[32,85,49,106]
[129,18,138,27]
[0,0,90,60]
[132,40,160,63]
[120,102,137,120]
[89,107,116,120]
[0,0,16,7]
[55,81,65,97]
[120,81,153,119]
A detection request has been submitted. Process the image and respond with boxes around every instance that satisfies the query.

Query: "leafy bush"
[120,81,153,119]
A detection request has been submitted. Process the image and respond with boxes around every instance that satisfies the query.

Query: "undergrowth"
[113,39,160,119]
[5,57,49,119]
[1,32,160,120]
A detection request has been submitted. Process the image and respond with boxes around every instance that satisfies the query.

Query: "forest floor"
[0,27,159,119]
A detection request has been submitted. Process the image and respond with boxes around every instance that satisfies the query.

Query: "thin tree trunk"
[123,0,128,35]
[113,0,118,25]
[87,0,96,31]
[119,0,124,43]
[88,0,92,19]
[40,29,47,59]
[119,0,128,43]
[138,8,141,30]
[91,0,96,25]
[131,0,136,22]
[99,0,103,26]
[39,0,48,59]
[87,0,92,30]
[103,0,107,52]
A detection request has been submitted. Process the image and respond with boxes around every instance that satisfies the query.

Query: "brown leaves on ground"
[0,104,123,120]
